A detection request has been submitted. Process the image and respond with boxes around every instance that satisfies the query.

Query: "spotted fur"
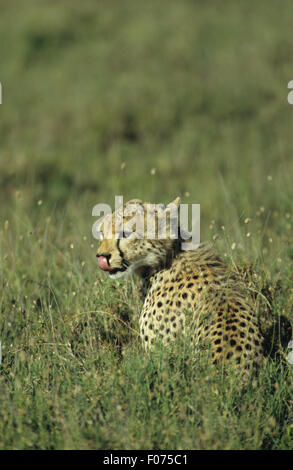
[97,198,265,372]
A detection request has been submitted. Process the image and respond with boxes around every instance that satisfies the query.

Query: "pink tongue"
[98,256,111,271]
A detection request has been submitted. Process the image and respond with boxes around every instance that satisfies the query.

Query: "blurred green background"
[1,0,293,222]
[0,0,292,450]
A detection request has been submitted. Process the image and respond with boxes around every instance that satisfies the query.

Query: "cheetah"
[96,197,265,372]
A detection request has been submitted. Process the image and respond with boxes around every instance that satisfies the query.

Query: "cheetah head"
[96,197,181,279]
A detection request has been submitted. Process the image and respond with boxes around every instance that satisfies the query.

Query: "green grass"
[0,0,292,449]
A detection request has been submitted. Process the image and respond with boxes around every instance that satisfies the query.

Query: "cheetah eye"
[122,231,132,239]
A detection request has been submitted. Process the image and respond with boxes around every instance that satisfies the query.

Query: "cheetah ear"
[165,197,180,219]
[167,197,181,209]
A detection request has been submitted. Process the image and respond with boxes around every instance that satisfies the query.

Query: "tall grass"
[0,0,292,449]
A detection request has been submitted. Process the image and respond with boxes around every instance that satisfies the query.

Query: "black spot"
[193,275,198,280]
[206,262,222,268]
[216,347,222,353]
[249,327,255,334]
[245,344,252,350]
[170,316,176,322]
[254,340,259,346]
[182,293,187,299]
[240,322,246,328]
[176,301,181,307]
[226,352,233,359]
[157,301,162,308]
[214,339,221,345]
[236,346,242,351]
[187,283,194,288]
[144,336,148,341]
[230,339,236,347]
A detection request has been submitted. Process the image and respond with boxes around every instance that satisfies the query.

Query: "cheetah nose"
[97,254,111,271]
